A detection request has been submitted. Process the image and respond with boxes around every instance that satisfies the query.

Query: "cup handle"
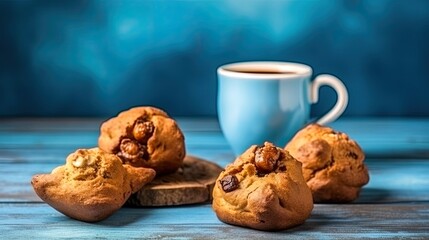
[310,74,349,125]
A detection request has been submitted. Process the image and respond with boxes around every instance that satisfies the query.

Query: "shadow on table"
[355,187,392,203]
[283,212,335,233]
[97,208,151,227]
[283,188,393,233]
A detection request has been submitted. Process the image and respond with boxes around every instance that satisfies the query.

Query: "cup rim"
[218,61,313,79]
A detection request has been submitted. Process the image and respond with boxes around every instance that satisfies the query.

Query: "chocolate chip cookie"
[212,142,313,231]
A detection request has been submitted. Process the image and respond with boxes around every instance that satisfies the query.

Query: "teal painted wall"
[1,0,428,117]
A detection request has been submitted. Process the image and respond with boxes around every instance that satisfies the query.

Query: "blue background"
[1,0,428,117]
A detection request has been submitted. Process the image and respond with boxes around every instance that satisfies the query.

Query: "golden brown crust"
[285,124,369,203]
[212,142,313,231]
[98,106,186,175]
[31,148,155,222]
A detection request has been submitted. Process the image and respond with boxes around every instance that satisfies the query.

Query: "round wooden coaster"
[126,155,223,207]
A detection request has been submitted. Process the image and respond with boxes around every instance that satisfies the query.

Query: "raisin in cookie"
[31,148,155,222]
[285,124,369,203]
[212,142,313,231]
[98,106,186,175]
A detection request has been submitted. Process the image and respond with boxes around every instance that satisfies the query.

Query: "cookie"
[212,142,313,231]
[98,106,186,175]
[285,123,369,203]
[31,148,156,222]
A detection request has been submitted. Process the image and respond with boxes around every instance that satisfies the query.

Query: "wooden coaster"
[126,155,223,207]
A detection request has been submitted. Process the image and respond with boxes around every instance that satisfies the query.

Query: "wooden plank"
[0,118,101,131]
[0,148,234,164]
[0,129,428,158]
[1,158,429,203]
[0,203,427,239]
[0,118,220,132]
[1,118,427,135]
[1,118,428,141]
[356,159,429,203]
[330,119,429,158]
[0,131,228,149]
[1,118,429,158]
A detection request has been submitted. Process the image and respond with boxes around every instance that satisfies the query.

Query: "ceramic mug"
[217,61,348,156]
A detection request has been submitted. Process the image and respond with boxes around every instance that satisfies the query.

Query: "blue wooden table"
[1,118,429,239]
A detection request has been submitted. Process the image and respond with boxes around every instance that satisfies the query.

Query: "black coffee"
[228,69,297,74]
[224,66,297,74]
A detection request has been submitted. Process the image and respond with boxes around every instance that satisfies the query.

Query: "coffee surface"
[225,68,297,74]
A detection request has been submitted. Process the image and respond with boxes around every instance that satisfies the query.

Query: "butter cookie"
[31,148,155,222]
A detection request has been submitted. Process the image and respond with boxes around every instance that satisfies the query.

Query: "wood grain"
[1,118,429,157]
[126,155,223,206]
[0,203,428,239]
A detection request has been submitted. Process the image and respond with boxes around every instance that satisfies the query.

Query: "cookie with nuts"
[212,142,313,231]
[31,148,156,222]
[98,106,186,175]
[285,124,369,203]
